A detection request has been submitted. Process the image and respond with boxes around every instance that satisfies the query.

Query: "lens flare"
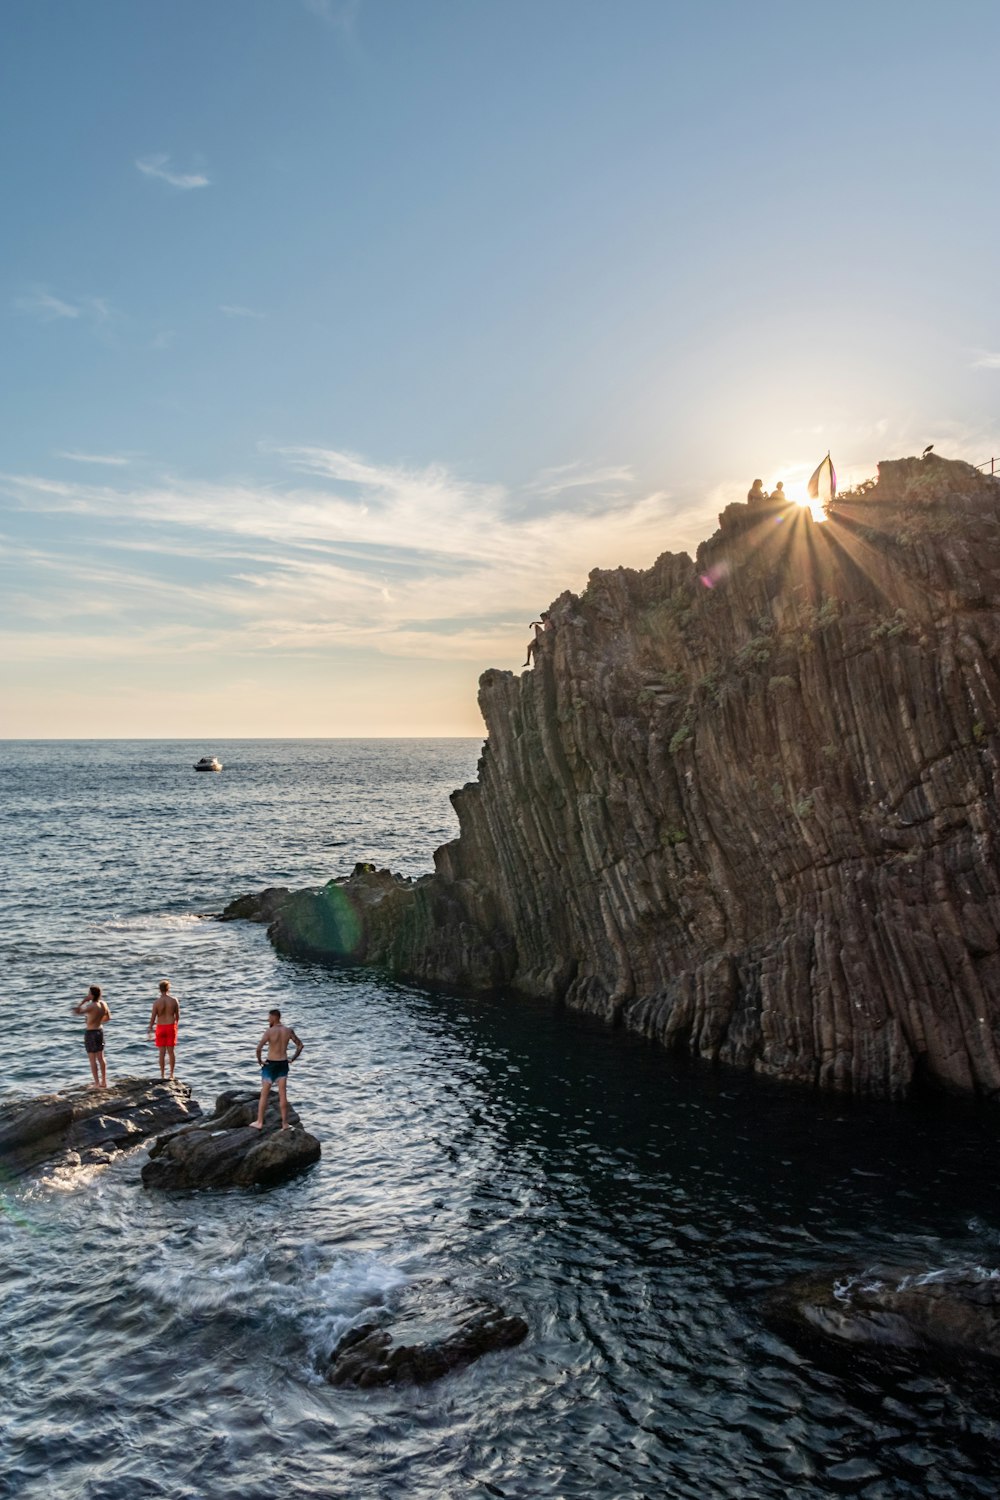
[282,881,364,959]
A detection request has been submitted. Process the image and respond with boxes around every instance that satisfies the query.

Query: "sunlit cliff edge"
[226,455,1000,1101]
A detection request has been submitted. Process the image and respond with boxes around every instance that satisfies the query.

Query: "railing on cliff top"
[974,457,1000,476]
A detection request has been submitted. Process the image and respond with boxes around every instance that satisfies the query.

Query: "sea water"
[3,739,1000,1499]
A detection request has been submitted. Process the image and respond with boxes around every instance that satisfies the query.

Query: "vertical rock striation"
[229,456,1000,1101]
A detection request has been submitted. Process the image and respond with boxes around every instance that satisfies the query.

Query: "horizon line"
[0,734,484,742]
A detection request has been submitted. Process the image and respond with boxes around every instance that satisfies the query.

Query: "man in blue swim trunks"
[251,1008,304,1131]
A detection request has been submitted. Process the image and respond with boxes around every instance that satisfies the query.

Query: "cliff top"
[502,453,1000,691]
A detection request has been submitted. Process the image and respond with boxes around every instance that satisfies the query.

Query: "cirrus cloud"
[0,443,716,670]
[136,154,211,190]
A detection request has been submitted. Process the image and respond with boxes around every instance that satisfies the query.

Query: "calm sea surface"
[3,739,1000,1500]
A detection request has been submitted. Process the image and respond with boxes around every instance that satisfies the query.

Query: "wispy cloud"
[0,444,713,666]
[971,350,1000,370]
[15,291,79,320]
[303,0,362,36]
[14,289,113,323]
[56,451,131,467]
[532,461,635,498]
[135,154,211,190]
[220,304,265,320]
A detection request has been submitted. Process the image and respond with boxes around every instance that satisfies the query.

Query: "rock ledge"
[141,1087,321,1189]
[0,1078,200,1172]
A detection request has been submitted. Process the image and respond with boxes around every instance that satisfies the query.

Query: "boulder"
[768,1265,1000,1364]
[0,1078,200,1172]
[326,1291,528,1388]
[141,1087,321,1190]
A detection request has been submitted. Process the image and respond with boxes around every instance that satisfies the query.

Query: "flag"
[807,453,836,504]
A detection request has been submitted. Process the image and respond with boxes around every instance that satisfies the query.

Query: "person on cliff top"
[72,984,111,1088]
[147,979,180,1082]
[251,1008,304,1131]
[747,478,768,506]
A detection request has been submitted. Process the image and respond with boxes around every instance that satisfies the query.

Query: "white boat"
[194,756,223,772]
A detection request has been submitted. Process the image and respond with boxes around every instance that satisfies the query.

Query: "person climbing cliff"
[523,612,552,668]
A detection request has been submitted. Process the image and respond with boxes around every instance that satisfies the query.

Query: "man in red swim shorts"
[147,979,180,1081]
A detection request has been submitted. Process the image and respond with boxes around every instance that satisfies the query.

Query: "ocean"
[3,739,1000,1499]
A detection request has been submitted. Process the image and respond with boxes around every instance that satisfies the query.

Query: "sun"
[770,473,826,523]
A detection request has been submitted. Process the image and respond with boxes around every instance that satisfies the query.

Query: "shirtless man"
[147,979,180,1081]
[72,984,111,1088]
[251,1009,304,1130]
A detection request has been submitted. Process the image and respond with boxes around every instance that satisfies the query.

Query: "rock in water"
[141,1087,321,1189]
[769,1265,1000,1364]
[326,1297,529,1387]
[218,886,292,924]
[225,456,1000,1102]
[0,1078,200,1172]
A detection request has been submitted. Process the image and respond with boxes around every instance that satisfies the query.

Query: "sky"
[3,0,1000,737]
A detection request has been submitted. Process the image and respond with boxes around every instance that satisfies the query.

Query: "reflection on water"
[3,741,1000,1498]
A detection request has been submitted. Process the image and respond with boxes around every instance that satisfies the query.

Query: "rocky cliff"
[226,455,1000,1101]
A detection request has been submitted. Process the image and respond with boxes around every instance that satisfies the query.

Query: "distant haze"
[3,0,999,736]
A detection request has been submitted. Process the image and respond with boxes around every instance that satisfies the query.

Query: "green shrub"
[669,723,693,755]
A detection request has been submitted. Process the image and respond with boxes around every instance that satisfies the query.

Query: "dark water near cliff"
[3,739,1000,1500]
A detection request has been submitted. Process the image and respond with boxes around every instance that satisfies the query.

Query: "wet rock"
[141,1087,321,1190]
[0,1078,200,1172]
[229,455,1000,1101]
[326,1296,529,1387]
[219,886,292,924]
[768,1265,1000,1363]
[265,864,511,990]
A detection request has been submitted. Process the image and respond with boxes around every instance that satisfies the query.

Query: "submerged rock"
[769,1265,1000,1363]
[0,1078,200,1172]
[326,1293,529,1387]
[141,1087,321,1190]
[227,455,1000,1102]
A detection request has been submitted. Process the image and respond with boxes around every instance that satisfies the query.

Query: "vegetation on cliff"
[225,455,1000,1101]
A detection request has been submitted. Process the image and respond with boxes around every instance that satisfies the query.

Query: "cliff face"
[235,456,1000,1101]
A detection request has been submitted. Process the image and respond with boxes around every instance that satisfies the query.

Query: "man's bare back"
[80,999,109,1029]
[72,985,111,1087]
[260,1021,296,1061]
[252,1009,304,1129]
[150,993,180,1025]
[148,980,181,1080]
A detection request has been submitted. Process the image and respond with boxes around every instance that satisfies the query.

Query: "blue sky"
[4,0,1000,735]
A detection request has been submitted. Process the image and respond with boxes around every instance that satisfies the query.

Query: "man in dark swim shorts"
[72,984,112,1088]
[252,1008,304,1130]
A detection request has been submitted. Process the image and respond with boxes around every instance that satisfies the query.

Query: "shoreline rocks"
[225,455,1000,1103]
[0,1078,201,1172]
[141,1087,321,1189]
